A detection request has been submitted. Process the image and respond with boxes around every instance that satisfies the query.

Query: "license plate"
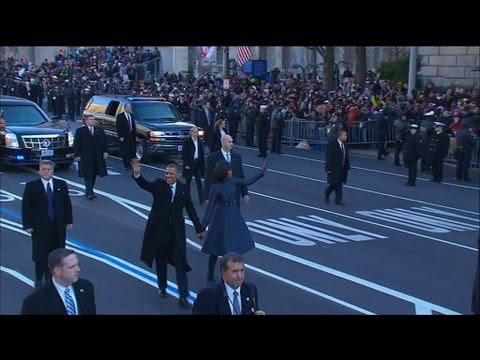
[177,145,183,151]
[41,149,54,156]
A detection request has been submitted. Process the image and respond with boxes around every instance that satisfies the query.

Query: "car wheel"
[136,140,150,164]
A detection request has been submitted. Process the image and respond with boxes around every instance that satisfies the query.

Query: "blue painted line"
[0,208,22,220]
[1,208,188,300]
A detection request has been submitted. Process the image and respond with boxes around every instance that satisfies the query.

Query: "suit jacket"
[325,139,350,185]
[192,281,259,315]
[116,111,137,156]
[73,125,108,178]
[21,278,96,315]
[116,111,137,140]
[182,137,205,177]
[22,178,73,262]
[204,150,247,204]
[132,175,204,269]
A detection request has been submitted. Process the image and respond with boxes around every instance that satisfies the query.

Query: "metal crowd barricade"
[282,118,396,147]
[445,136,480,169]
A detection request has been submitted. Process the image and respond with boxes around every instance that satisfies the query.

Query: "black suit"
[192,281,259,315]
[324,139,350,203]
[133,174,204,299]
[73,125,108,197]
[182,137,205,203]
[204,150,247,207]
[195,107,214,150]
[116,111,137,169]
[21,278,96,315]
[22,178,73,283]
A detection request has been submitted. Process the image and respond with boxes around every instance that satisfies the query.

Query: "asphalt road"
[1,121,479,315]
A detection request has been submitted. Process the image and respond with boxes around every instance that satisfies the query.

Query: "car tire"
[136,139,150,164]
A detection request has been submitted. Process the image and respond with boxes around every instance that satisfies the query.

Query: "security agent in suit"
[21,248,96,315]
[182,126,205,204]
[116,103,137,170]
[324,130,350,205]
[192,252,265,315]
[132,160,206,309]
[22,160,73,288]
[204,135,249,207]
[74,115,109,199]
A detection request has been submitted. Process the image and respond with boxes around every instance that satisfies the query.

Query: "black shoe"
[178,298,191,309]
[405,183,414,186]
[335,200,346,206]
[158,289,167,298]
[34,280,43,288]
[324,196,329,204]
[88,195,97,200]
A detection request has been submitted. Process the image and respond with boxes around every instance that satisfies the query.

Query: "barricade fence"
[282,118,479,169]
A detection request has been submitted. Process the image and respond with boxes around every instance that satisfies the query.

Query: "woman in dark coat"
[210,119,228,153]
[202,160,267,284]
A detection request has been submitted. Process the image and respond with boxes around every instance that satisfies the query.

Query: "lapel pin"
[246,297,250,301]
[80,288,84,293]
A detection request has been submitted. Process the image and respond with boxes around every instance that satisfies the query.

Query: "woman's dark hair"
[213,160,232,183]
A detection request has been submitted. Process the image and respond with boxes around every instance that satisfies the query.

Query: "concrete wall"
[418,46,479,88]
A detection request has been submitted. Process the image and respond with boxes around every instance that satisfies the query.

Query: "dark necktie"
[341,143,345,166]
[46,182,54,220]
[232,290,241,315]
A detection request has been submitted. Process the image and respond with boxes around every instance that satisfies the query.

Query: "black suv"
[0,96,74,169]
[83,95,203,163]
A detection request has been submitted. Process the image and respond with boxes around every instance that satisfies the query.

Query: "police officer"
[427,122,450,183]
[403,123,421,186]
[455,119,476,182]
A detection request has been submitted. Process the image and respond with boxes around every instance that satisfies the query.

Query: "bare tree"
[355,46,367,88]
[307,46,335,91]
[282,46,292,73]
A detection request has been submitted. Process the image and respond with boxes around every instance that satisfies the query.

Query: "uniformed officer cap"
[434,122,446,127]
[409,124,419,129]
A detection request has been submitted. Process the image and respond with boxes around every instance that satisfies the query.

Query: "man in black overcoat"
[22,160,73,287]
[324,130,350,205]
[132,160,205,309]
[74,115,108,199]
[116,103,137,170]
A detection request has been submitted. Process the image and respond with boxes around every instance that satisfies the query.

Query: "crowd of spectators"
[1,46,479,144]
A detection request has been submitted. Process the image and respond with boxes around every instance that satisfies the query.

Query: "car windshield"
[132,102,182,123]
[0,104,48,126]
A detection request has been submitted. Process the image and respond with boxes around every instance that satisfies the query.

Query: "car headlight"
[150,131,165,137]
[5,133,20,148]
[198,130,204,137]
[67,131,74,146]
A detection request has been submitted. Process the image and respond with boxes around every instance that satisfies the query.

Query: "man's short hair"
[48,248,76,271]
[219,252,244,273]
[166,163,180,173]
[39,159,55,169]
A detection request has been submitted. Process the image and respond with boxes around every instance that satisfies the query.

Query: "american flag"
[236,46,252,66]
